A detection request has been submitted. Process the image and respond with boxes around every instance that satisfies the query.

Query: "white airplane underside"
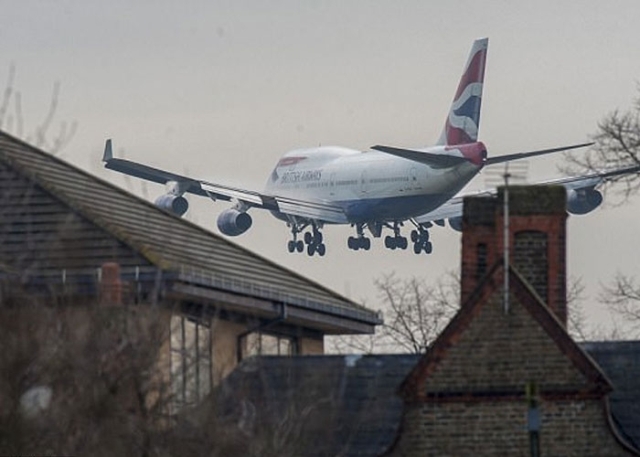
[103,38,640,257]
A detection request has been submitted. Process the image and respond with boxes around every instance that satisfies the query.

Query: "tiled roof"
[0,131,380,328]
[214,354,420,457]
[215,341,640,456]
[582,340,640,451]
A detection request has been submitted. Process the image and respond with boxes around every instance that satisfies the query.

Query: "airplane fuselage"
[264,143,486,224]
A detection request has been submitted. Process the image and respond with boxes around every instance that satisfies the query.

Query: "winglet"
[103,139,113,162]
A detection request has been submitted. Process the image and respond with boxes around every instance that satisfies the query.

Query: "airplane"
[102,38,640,257]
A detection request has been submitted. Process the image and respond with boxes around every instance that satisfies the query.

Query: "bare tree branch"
[562,90,640,201]
[0,66,76,154]
[329,272,459,354]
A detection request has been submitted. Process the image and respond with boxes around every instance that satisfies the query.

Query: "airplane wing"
[102,140,349,224]
[414,164,640,225]
[371,142,593,167]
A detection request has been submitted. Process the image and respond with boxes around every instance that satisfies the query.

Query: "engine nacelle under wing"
[566,188,603,215]
[449,216,463,232]
[154,194,189,216]
[217,209,253,236]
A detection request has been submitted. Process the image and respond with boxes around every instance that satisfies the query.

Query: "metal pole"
[503,168,511,314]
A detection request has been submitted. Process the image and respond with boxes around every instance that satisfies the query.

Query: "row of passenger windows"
[370,176,409,184]
[335,179,358,186]
[302,177,408,188]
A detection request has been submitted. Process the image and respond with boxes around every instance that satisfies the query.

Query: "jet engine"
[154,194,189,216]
[566,187,603,215]
[217,209,253,236]
[449,216,463,232]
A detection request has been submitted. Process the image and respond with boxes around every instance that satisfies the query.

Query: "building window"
[170,315,212,412]
[240,331,298,360]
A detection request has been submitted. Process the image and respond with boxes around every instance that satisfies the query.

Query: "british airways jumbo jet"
[103,38,639,256]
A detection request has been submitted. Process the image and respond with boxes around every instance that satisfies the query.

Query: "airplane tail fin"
[436,38,488,146]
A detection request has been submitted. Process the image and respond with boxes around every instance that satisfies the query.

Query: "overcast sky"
[3,1,640,336]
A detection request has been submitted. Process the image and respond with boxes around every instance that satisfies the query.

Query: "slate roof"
[0,131,380,332]
[215,341,640,456]
[214,354,420,457]
[582,340,640,451]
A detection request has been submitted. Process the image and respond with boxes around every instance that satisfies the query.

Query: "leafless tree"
[562,89,640,336]
[0,64,76,153]
[600,273,640,338]
[330,272,459,354]
[563,89,640,200]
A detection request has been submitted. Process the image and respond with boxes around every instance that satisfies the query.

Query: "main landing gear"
[347,223,371,251]
[384,221,408,250]
[410,224,433,254]
[287,222,326,256]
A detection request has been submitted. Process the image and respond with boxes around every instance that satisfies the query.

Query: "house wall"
[298,336,324,355]
[210,318,325,382]
[390,292,633,455]
[393,398,630,457]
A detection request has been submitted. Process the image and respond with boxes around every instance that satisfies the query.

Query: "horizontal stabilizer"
[485,142,593,166]
[371,145,467,168]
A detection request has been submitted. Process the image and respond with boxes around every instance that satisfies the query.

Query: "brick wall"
[393,399,629,457]
[420,292,588,395]
[390,288,632,456]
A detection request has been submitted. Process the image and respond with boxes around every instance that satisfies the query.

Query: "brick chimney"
[100,262,123,306]
[460,186,567,325]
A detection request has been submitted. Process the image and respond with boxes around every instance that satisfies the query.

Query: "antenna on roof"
[485,161,528,314]
[503,164,511,314]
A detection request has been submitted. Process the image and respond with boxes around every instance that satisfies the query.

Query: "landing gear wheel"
[362,237,371,250]
[287,240,296,253]
[307,244,315,256]
[304,232,312,244]
[424,241,433,254]
[296,240,304,252]
[398,236,408,250]
[317,243,326,256]
[385,236,395,249]
[410,223,432,254]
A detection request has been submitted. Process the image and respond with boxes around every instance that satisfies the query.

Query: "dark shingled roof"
[214,341,640,455]
[214,354,421,457]
[582,340,640,450]
[0,131,380,331]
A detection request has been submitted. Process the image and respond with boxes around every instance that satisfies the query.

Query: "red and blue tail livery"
[438,38,488,146]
